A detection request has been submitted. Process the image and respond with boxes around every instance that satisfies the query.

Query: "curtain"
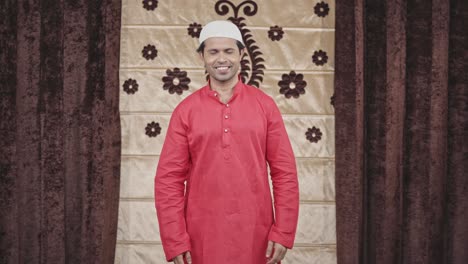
[0,0,121,263]
[335,0,467,263]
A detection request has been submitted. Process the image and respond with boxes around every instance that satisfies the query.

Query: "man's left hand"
[266,240,287,264]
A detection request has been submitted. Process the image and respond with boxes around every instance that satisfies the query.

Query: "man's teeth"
[216,66,230,70]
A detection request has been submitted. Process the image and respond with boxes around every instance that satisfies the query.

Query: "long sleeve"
[154,108,191,261]
[265,99,300,249]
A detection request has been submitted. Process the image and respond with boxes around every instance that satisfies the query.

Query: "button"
[224,115,229,119]
[224,128,229,133]
[214,93,218,97]
[226,104,230,107]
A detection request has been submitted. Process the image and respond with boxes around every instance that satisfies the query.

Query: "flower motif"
[268,25,284,41]
[122,78,139,94]
[142,0,158,11]
[142,44,158,60]
[187,23,203,38]
[330,93,335,107]
[145,122,161,138]
[162,68,191,95]
[314,1,330,17]
[306,127,323,143]
[312,50,328,66]
[278,71,307,99]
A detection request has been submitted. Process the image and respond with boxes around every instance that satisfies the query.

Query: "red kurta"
[155,80,299,263]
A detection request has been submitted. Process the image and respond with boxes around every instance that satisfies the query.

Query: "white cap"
[199,20,244,45]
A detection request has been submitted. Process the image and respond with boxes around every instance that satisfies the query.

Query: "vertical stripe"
[39,0,65,262]
[16,0,43,263]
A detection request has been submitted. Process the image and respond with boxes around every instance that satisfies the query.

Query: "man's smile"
[214,65,232,73]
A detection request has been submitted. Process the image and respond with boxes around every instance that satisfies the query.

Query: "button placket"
[222,103,232,148]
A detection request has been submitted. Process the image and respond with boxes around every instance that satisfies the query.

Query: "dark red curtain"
[0,0,121,263]
[335,0,467,264]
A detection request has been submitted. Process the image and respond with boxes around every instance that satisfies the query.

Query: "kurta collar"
[204,76,244,104]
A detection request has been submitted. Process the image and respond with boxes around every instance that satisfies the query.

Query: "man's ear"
[240,48,246,57]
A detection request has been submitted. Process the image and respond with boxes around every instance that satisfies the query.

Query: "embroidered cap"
[199,20,244,45]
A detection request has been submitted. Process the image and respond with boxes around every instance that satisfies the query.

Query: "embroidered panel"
[117,1,336,263]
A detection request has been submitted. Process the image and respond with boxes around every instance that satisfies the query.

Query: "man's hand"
[266,240,287,264]
[173,251,192,264]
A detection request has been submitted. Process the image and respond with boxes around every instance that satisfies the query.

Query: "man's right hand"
[173,251,192,264]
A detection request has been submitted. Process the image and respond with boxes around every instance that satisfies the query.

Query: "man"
[154,20,299,264]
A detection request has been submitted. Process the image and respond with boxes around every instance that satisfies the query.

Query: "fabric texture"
[0,0,122,263]
[335,0,468,263]
[117,0,336,263]
[155,80,299,263]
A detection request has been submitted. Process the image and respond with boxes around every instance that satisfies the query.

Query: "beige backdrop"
[116,0,336,263]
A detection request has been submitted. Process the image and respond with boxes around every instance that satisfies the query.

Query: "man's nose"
[217,53,227,62]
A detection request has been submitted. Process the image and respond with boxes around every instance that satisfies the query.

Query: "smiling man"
[154,20,299,264]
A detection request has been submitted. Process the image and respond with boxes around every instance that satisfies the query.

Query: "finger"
[267,245,284,264]
[276,244,287,259]
[266,241,274,258]
[280,248,288,261]
[274,243,287,261]
[185,251,192,264]
[173,255,183,264]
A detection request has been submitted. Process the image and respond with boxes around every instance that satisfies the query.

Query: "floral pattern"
[312,50,328,66]
[278,71,307,99]
[118,1,335,263]
[330,93,335,107]
[214,1,265,87]
[187,23,203,38]
[142,0,158,11]
[162,68,191,95]
[268,25,284,41]
[306,127,323,143]
[122,78,139,94]
[142,44,158,60]
[145,122,161,138]
[314,1,330,17]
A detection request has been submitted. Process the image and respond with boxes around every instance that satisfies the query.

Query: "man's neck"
[209,77,238,93]
[209,77,238,104]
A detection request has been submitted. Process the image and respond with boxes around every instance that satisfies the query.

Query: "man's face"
[199,37,244,84]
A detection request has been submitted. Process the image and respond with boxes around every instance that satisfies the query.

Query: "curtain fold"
[335,0,468,264]
[0,0,122,263]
